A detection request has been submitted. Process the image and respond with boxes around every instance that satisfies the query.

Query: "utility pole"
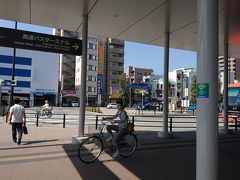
[10,21,18,106]
[129,76,132,108]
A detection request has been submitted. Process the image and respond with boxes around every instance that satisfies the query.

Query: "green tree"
[118,74,129,106]
[190,75,197,104]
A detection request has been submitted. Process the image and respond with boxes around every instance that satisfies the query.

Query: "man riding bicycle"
[103,101,129,158]
[42,100,50,114]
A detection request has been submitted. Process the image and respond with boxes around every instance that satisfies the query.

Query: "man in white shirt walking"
[8,98,26,145]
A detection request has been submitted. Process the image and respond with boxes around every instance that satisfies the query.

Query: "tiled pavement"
[1,117,240,180]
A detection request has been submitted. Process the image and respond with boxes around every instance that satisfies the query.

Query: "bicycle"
[78,118,137,163]
[35,107,53,118]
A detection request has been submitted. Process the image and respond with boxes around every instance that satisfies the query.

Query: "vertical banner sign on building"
[97,40,104,105]
[97,75,103,105]
[97,41,104,75]
[97,75,103,94]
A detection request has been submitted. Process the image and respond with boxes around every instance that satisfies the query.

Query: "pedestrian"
[8,98,26,145]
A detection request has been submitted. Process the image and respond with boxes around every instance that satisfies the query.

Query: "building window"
[88,65,97,71]
[87,54,97,60]
[87,76,96,82]
[88,43,97,50]
[87,87,92,92]
[87,86,96,92]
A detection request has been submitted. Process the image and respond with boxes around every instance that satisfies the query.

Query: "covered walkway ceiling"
[1,0,240,57]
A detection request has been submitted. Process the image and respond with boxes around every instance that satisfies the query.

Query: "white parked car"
[107,102,117,109]
[71,101,79,107]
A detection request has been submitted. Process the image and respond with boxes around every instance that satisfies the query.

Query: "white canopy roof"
[0,0,240,57]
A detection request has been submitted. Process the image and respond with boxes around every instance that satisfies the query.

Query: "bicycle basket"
[128,123,135,132]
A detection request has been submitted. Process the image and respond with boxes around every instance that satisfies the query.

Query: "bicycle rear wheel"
[78,136,103,163]
[119,133,137,157]
[47,112,52,118]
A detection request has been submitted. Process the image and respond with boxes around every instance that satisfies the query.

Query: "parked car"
[143,102,160,111]
[71,101,79,107]
[133,102,151,110]
[188,104,197,111]
[62,102,70,107]
[107,102,117,109]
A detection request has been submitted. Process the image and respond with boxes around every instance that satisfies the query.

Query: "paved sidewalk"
[1,117,240,180]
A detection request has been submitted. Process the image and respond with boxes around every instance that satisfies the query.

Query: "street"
[23,107,199,133]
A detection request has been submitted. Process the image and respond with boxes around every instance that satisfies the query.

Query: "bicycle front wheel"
[119,133,137,157]
[78,136,103,163]
[47,112,52,118]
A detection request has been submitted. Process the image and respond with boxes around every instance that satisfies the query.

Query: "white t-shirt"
[42,103,49,109]
[10,104,25,123]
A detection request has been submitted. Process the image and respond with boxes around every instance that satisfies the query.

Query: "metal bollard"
[63,114,66,128]
[95,115,98,130]
[169,117,173,132]
[36,114,39,127]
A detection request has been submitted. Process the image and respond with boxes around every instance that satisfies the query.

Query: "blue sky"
[0,19,196,74]
[124,41,196,74]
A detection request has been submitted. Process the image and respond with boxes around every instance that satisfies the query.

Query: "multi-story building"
[169,68,196,107]
[75,35,98,106]
[125,66,153,104]
[218,56,240,93]
[102,38,125,104]
[219,71,235,93]
[218,56,240,80]
[125,66,153,84]
[0,47,59,107]
[53,29,79,91]
[54,29,98,106]
[143,74,162,101]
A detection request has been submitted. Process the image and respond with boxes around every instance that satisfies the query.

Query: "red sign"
[60,90,79,94]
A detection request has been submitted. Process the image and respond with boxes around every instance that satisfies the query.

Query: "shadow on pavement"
[62,144,120,180]
[0,140,61,151]
[22,139,59,145]
[62,131,240,180]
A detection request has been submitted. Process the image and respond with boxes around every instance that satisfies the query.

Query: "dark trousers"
[106,125,128,150]
[12,123,23,141]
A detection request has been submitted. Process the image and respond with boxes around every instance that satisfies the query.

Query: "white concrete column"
[163,31,170,132]
[78,0,88,137]
[196,0,218,180]
[158,1,172,138]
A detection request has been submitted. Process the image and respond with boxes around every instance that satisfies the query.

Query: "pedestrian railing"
[2,112,239,133]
